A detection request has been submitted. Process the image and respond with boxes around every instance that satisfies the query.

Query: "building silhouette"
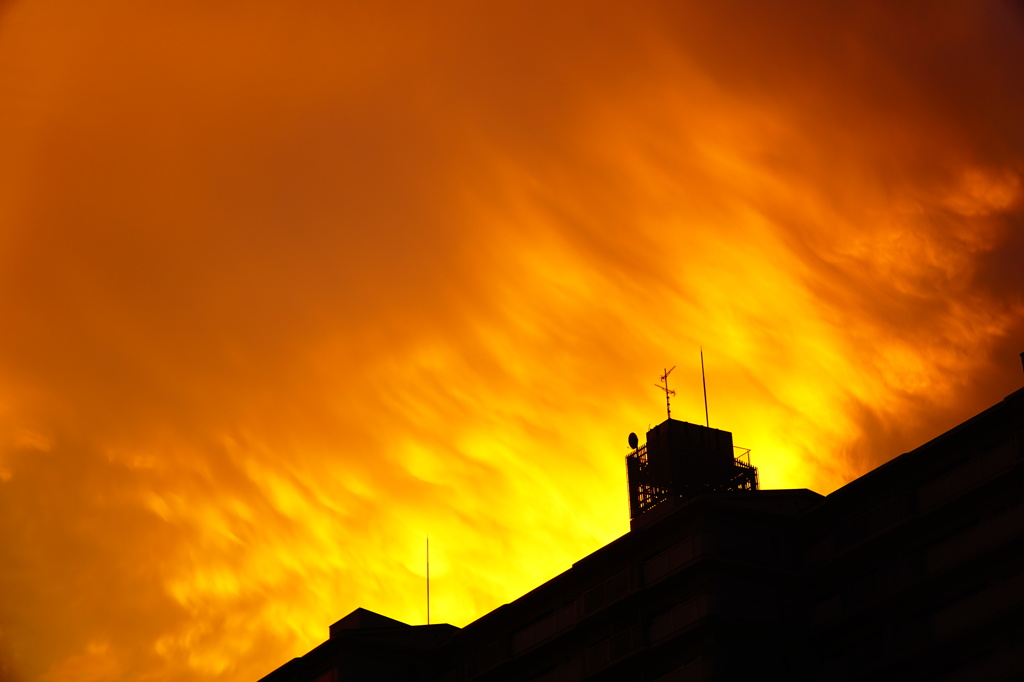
[260,385,1024,681]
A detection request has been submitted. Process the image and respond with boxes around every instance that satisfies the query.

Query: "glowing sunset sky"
[2,1,1023,680]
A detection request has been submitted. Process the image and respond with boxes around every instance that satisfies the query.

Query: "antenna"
[426,537,430,625]
[655,367,676,420]
[700,348,709,428]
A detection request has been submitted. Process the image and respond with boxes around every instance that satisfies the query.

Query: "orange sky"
[1,1,1023,680]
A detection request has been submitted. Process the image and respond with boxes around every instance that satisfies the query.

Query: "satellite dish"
[628,432,639,450]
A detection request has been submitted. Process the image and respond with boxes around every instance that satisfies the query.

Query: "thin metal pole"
[665,368,671,420]
[701,348,709,428]
[426,537,430,625]
[656,367,676,421]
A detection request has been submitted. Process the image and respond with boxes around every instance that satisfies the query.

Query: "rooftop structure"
[626,419,758,529]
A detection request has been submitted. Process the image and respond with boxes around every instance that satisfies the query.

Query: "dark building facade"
[260,386,1024,681]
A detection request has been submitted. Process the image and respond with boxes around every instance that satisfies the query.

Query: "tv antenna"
[655,367,676,420]
[700,348,709,428]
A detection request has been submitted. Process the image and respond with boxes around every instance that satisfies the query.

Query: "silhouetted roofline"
[821,386,1024,509]
[455,487,822,640]
[330,607,409,635]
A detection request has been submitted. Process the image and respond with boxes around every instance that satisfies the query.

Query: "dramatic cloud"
[1,1,1022,679]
